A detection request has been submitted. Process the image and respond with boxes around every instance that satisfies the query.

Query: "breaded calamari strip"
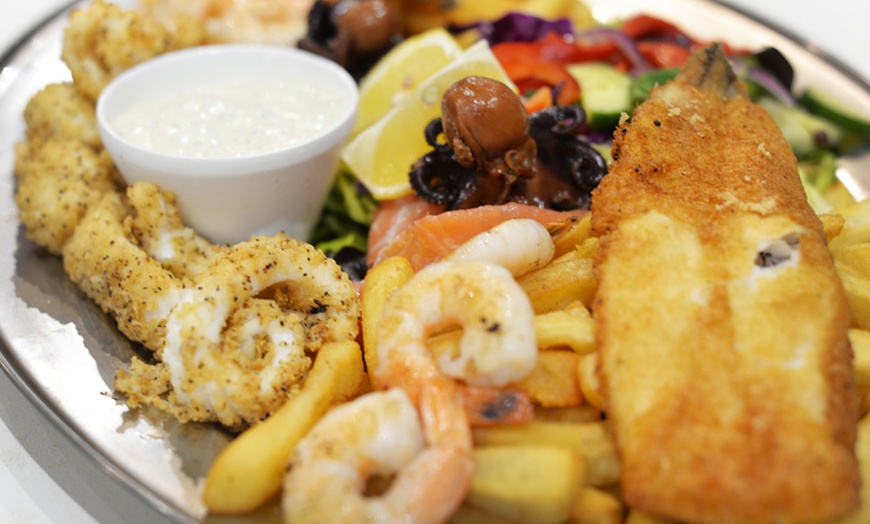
[118,234,360,429]
[591,45,860,522]
[63,191,182,352]
[22,83,101,147]
[126,182,223,282]
[15,137,121,254]
[61,0,199,102]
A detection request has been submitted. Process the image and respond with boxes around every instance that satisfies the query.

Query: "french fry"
[858,386,870,419]
[517,249,597,313]
[827,200,870,327]
[428,329,462,362]
[567,487,623,524]
[552,214,592,257]
[534,405,603,424]
[203,340,364,514]
[513,0,597,28]
[818,213,846,243]
[467,445,585,524]
[623,510,676,524]
[834,252,870,329]
[828,197,870,248]
[825,182,857,210]
[361,255,414,386]
[439,0,526,26]
[534,302,596,354]
[449,504,521,524]
[578,352,606,411]
[513,349,583,407]
[828,414,870,524]
[574,237,599,259]
[849,328,870,386]
[473,420,620,487]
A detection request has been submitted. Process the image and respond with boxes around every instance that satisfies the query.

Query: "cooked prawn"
[377,261,538,388]
[128,234,360,428]
[445,218,555,277]
[283,262,537,523]
[368,199,583,270]
[334,260,537,522]
[139,0,314,46]
[283,388,457,523]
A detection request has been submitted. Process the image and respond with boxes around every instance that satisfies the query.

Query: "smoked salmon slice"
[367,197,583,270]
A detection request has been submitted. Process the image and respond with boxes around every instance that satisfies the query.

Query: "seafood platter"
[2,0,870,522]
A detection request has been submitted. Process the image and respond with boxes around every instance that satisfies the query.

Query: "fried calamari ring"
[139,0,312,46]
[61,0,191,102]
[126,182,223,282]
[22,83,102,147]
[62,191,183,352]
[120,234,360,429]
[15,137,121,254]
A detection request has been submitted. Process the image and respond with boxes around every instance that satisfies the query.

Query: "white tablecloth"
[1,1,868,522]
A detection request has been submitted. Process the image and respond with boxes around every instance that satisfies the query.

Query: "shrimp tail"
[459,384,535,427]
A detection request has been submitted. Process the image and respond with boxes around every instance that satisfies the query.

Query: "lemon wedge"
[343,40,515,201]
[354,28,462,136]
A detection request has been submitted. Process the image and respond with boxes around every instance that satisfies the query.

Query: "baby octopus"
[298,0,403,78]
[409,76,608,211]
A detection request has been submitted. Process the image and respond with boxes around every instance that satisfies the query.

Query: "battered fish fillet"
[591,45,860,523]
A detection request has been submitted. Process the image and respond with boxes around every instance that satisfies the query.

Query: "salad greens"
[310,170,377,271]
[316,11,870,271]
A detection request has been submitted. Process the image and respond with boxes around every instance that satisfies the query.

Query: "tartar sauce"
[112,77,350,158]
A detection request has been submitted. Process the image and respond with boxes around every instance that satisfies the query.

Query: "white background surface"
[1,0,870,522]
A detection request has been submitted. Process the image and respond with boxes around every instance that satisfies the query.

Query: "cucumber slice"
[800,88,870,135]
[567,63,633,131]
[630,68,679,105]
[757,96,844,157]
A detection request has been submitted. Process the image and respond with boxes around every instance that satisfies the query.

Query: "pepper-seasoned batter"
[591,45,860,523]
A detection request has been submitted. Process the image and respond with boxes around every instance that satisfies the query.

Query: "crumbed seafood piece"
[63,191,182,352]
[14,137,121,254]
[22,83,101,147]
[61,0,200,102]
[117,234,361,429]
[591,45,860,522]
[138,0,312,46]
[125,182,223,282]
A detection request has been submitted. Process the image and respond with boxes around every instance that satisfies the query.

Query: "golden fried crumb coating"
[23,83,101,147]
[63,191,182,352]
[61,0,199,102]
[15,138,120,254]
[591,46,860,523]
[116,234,360,429]
[125,182,223,282]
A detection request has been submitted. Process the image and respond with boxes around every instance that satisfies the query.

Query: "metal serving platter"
[1,1,869,523]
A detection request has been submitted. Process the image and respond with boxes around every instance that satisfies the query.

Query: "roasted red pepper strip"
[536,32,619,63]
[491,40,545,65]
[622,14,750,58]
[493,32,622,67]
[502,60,581,106]
[637,41,692,68]
[620,14,691,43]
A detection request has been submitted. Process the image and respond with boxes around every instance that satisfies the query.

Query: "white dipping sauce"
[111,77,349,158]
